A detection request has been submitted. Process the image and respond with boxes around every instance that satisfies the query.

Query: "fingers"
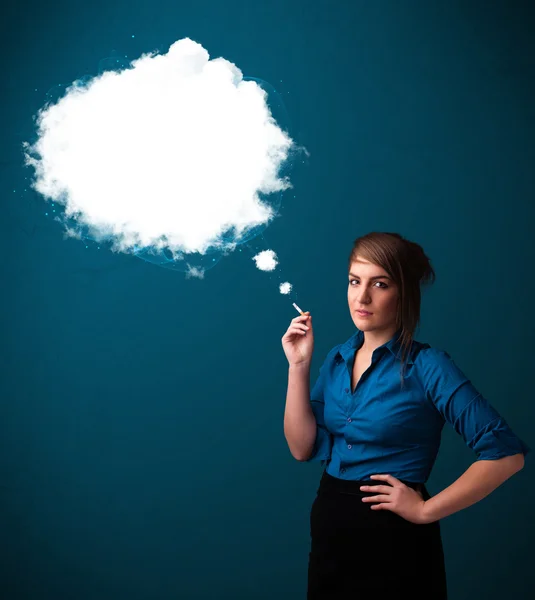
[286,330,306,337]
[282,312,312,342]
[359,485,391,493]
[362,494,391,503]
[282,325,310,342]
[360,484,394,504]
[287,324,309,335]
[287,314,311,334]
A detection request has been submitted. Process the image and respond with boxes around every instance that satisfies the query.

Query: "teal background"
[1,1,534,598]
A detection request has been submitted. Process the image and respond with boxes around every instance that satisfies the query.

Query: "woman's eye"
[348,280,387,288]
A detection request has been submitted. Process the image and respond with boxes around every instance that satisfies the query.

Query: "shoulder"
[412,343,453,367]
[411,343,469,391]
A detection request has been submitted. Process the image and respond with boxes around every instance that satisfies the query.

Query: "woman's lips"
[356,310,372,317]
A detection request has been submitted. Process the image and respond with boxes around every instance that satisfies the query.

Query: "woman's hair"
[348,232,435,386]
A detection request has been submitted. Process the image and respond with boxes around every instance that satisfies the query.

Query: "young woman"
[282,231,530,599]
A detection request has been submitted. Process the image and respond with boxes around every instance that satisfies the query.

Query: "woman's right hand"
[281,311,314,366]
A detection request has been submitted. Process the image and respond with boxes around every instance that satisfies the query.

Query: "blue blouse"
[306,328,530,482]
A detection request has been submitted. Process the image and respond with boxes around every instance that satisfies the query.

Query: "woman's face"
[347,255,399,333]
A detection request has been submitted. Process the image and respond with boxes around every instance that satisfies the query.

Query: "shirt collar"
[335,328,414,365]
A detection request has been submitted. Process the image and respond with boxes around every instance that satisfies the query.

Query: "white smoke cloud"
[252,249,278,271]
[24,38,295,261]
[279,282,292,294]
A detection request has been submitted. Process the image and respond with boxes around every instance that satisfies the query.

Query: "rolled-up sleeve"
[422,349,531,461]
[305,346,340,463]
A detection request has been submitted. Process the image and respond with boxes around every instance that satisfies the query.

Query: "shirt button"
[344,388,349,393]
[347,417,351,422]
[347,444,352,449]
[340,468,346,474]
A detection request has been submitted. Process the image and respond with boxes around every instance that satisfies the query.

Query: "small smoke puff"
[279,282,292,294]
[63,227,82,240]
[252,249,278,272]
[185,265,205,279]
[24,38,295,259]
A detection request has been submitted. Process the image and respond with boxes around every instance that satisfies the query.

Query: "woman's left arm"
[422,453,525,523]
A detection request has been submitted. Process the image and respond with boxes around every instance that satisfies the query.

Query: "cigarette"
[293,302,305,315]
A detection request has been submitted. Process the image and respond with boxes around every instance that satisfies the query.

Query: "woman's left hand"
[360,474,432,525]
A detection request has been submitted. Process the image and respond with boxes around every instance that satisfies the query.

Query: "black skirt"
[307,470,448,599]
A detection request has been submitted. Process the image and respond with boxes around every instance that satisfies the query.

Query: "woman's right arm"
[284,362,317,461]
[281,312,317,461]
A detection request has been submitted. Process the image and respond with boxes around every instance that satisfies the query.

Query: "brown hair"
[348,232,435,387]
